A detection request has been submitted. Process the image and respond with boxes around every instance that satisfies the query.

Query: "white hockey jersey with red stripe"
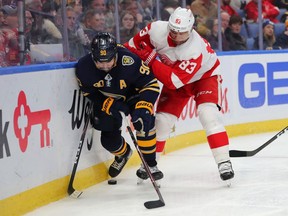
[128,21,221,89]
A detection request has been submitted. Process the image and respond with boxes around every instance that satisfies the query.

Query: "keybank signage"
[238,62,288,108]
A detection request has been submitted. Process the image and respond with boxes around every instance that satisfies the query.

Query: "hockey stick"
[229,126,288,157]
[86,123,94,151]
[120,112,165,209]
[68,103,93,198]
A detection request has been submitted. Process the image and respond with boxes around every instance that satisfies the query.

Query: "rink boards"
[0,50,288,215]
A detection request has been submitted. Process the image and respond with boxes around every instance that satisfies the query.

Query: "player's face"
[168,30,190,45]
[95,58,115,72]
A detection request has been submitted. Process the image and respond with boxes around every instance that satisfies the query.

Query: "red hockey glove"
[129,42,157,67]
[131,101,154,136]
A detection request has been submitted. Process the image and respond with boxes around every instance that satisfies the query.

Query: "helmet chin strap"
[168,27,191,46]
[93,54,118,72]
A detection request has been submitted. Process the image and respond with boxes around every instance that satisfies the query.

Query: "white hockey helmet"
[168,7,195,33]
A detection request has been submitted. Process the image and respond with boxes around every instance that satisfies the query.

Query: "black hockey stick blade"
[229,150,250,157]
[144,200,165,209]
[229,126,288,157]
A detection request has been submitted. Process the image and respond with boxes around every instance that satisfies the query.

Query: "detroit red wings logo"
[175,18,181,24]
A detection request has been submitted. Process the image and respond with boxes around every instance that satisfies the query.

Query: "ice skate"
[218,160,234,186]
[108,148,132,178]
[136,165,163,187]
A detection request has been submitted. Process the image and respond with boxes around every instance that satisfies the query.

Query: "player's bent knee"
[198,103,225,135]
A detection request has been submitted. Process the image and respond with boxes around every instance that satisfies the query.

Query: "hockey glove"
[129,42,157,67]
[101,97,129,117]
[131,101,154,136]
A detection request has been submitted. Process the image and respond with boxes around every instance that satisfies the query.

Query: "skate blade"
[155,180,161,188]
[224,179,232,187]
[137,178,161,188]
[137,178,144,185]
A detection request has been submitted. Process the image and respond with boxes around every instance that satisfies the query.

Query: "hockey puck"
[108,179,117,185]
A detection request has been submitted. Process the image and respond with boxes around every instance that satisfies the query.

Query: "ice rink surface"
[26,131,288,216]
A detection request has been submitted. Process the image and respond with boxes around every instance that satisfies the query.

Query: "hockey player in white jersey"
[125,7,234,182]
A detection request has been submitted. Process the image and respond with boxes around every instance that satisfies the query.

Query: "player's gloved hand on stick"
[127,42,157,67]
[131,101,154,136]
[101,97,129,117]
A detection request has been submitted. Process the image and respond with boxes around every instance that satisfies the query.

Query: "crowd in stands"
[1,0,288,67]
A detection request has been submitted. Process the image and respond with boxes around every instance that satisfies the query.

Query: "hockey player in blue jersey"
[75,32,163,181]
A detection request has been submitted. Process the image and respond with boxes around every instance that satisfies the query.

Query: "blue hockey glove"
[101,97,129,117]
[131,101,155,136]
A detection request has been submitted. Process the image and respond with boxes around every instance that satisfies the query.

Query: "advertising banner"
[0,52,287,200]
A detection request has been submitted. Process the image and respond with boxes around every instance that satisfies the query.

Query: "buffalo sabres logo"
[122,55,134,66]
[104,74,112,87]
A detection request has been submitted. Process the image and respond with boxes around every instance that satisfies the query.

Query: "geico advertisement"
[0,69,110,200]
[174,52,288,135]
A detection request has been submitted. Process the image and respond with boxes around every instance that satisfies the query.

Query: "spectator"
[137,0,153,24]
[195,10,230,42]
[280,11,288,23]
[194,14,210,38]
[68,0,83,20]
[87,0,106,11]
[161,9,171,21]
[275,18,288,49]
[221,11,231,32]
[26,0,45,44]
[66,6,86,60]
[0,8,4,27]
[0,29,5,66]
[41,0,62,44]
[206,18,230,51]
[225,15,247,50]
[82,9,105,42]
[121,0,144,29]
[119,10,140,43]
[105,0,117,35]
[245,0,280,23]
[42,0,59,17]
[87,0,114,33]
[67,0,90,45]
[230,0,251,10]
[274,0,288,10]
[221,0,239,17]
[190,0,218,23]
[205,11,230,44]
[0,5,19,67]
[253,19,281,49]
[68,0,85,28]
[163,0,180,15]
[24,10,34,64]
[25,10,34,36]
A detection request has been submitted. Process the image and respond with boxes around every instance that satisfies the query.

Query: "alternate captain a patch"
[122,55,134,66]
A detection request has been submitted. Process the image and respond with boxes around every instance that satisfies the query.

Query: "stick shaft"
[229,126,288,157]
[68,103,93,195]
[120,112,165,207]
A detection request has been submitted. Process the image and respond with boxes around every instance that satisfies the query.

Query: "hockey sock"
[156,140,166,153]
